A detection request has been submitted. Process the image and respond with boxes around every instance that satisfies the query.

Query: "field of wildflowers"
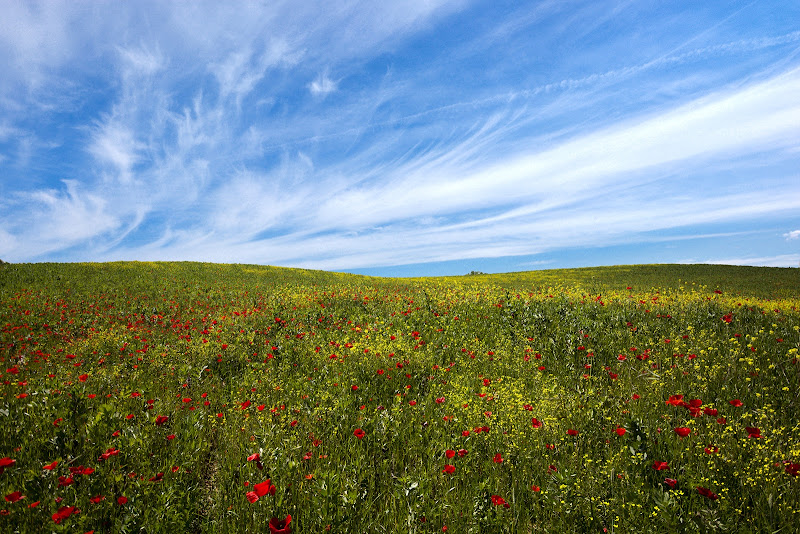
[1,262,798,533]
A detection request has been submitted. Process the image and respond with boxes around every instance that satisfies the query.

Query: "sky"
[1,0,799,277]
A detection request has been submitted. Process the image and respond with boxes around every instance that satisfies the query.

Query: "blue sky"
[1,0,799,276]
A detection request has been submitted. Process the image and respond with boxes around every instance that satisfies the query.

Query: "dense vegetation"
[1,262,798,532]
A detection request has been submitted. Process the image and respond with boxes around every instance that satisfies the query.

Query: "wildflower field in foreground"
[1,262,798,533]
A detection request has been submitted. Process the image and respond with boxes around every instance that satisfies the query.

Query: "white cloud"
[75,63,800,270]
[118,45,164,79]
[89,122,142,184]
[784,230,800,240]
[0,227,18,258]
[302,66,800,235]
[0,180,120,260]
[212,40,298,102]
[0,1,76,86]
[0,122,19,141]
[309,72,338,96]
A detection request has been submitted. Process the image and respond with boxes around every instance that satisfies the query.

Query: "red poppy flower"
[52,505,77,524]
[269,514,292,534]
[117,496,128,505]
[254,479,276,498]
[90,496,105,504]
[442,464,455,474]
[457,448,468,457]
[69,465,93,476]
[155,415,169,426]
[247,453,260,462]
[697,486,718,500]
[652,461,670,471]
[746,427,762,438]
[674,427,691,437]
[5,491,24,503]
[615,427,626,436]
[665,395,684,406]
[567,429,579,436]
[79,374,88,382]
[98,448,119,461]
[493,453,503,463]
[785,463,800,477]
[490,495,510,508]
[664,478,677,488]
[531,418,542,428]
[353,428,365,439]
[704,446,719,454]
[445,450,455,459]
[728,399,743,407]
[43,460,59,470]
[0,457,15,474]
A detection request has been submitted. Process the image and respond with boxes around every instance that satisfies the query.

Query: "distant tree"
[466,270,486,276]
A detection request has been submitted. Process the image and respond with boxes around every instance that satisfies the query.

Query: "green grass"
[446,264,800,299]
[1,262,798,533]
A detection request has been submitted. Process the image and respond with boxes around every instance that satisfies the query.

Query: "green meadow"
[1,262,798,533]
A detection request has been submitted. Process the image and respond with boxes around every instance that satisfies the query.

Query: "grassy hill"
[2,261,798,298]
[1,262,798,533]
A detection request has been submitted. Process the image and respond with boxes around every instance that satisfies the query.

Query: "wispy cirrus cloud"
[2,180,120,259]
[309,71,339,96]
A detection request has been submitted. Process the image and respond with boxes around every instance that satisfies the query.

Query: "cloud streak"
[309,71,339,96]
